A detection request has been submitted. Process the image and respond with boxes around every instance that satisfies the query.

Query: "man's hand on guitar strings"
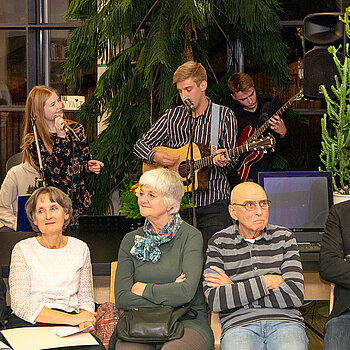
[213,149,230,167]
[268,116,287,138]
[153,151,180,166]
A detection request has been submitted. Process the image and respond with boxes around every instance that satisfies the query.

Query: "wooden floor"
[301,300,329,350]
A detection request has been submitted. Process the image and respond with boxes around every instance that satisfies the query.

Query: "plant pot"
[333,192,350,205]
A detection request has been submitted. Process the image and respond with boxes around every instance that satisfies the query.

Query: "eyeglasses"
[231,200,271,211]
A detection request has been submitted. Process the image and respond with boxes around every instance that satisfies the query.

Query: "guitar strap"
[210,103,220,155]
[259,100,272,126]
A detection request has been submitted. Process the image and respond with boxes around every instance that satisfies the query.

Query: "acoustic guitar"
[237,90,304,181]
[142,135,276,192]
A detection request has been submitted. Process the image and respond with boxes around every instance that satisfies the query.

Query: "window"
[0,0,97,182]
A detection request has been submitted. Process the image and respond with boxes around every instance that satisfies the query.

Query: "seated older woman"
[6,186,104,349]
[113,168,213,350]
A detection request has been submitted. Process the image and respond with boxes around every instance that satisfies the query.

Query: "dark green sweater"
[115,221,214,350]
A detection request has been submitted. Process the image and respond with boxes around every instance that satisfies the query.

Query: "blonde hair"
[173,61,207,86]
[21,85,79,164]
[139,168,184,214]
[227,72,254,94]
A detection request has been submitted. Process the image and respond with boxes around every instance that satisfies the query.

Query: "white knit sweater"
[9,236,95,324]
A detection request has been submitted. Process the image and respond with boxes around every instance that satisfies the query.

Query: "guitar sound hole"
[178,161,190,178]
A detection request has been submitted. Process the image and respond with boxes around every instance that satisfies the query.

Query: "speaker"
[303,13,344,99]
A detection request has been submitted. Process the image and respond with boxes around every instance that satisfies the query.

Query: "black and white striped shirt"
[133,99,237,207]
[203,223,304,335]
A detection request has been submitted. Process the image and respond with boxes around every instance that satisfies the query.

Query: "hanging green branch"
[64,0,289,214]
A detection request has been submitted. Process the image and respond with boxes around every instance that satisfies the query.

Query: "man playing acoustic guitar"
[228,72,292,183]
[133,61,238,249]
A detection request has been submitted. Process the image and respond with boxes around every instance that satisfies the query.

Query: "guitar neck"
[193,144,250,170]
[248,95,298,141]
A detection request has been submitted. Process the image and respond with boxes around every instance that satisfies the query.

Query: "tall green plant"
[64,0,290,214]
[320,8,350,194]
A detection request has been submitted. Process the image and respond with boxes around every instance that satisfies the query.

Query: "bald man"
[203,182,308,350]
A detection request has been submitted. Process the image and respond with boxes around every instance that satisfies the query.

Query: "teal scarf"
[130,214,182,263]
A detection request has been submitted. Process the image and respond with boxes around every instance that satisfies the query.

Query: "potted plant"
[119,180,194,219]
[320,9,350,202]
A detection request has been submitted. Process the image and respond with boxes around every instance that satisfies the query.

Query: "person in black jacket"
[0,268,6,329]
[227,72,291,183]
[319,200,350,349]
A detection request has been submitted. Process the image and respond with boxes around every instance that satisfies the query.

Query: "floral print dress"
[29,124,92,229]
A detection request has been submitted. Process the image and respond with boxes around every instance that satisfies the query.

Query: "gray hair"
[139,168,184,214]
[25,186,73,233]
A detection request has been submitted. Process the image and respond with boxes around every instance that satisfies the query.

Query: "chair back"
[329,283,335,314]
[210,311,221,350]
[6,152,23,172]
[110,261,118,303]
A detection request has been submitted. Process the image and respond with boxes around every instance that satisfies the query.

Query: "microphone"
[54,115,70,134]
[182,96,195,111]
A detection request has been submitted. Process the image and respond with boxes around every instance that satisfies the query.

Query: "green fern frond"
[64,0,290,214]
[66,0,97,19]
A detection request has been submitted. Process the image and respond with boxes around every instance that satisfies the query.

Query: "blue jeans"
[324,309,350,350]
[221,321,308,350]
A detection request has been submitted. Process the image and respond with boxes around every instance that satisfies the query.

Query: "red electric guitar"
[237,90,304,181]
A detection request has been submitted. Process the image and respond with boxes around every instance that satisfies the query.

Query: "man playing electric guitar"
[228,72,292,182]
[134,61,238,249]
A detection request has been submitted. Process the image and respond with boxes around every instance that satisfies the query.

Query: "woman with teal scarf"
[113,168,213,350]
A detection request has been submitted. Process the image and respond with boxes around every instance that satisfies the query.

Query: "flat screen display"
[258,171,333,234]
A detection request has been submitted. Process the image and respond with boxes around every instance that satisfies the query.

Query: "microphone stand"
[187,108,197,228]
[31,115,46,189]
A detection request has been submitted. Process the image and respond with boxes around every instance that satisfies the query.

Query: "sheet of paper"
[50,325,93,337]
[1,326,98,350]
[0,340,11,350]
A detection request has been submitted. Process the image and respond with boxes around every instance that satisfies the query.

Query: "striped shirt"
[203,223,305,335]
[133,99,237,207]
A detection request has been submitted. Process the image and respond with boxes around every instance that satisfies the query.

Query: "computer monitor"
[258,171,333,243]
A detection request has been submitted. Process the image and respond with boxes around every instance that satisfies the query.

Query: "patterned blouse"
[29,124,92,229]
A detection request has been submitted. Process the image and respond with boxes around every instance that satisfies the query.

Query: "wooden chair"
[210,311,221,350]
[303,271,335,316]
[110,260,222,349]
[329,283,335,314]
[209,281,335,350]
[107,262,334,349]
[110,261,118,303]
[302,275,335,339]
